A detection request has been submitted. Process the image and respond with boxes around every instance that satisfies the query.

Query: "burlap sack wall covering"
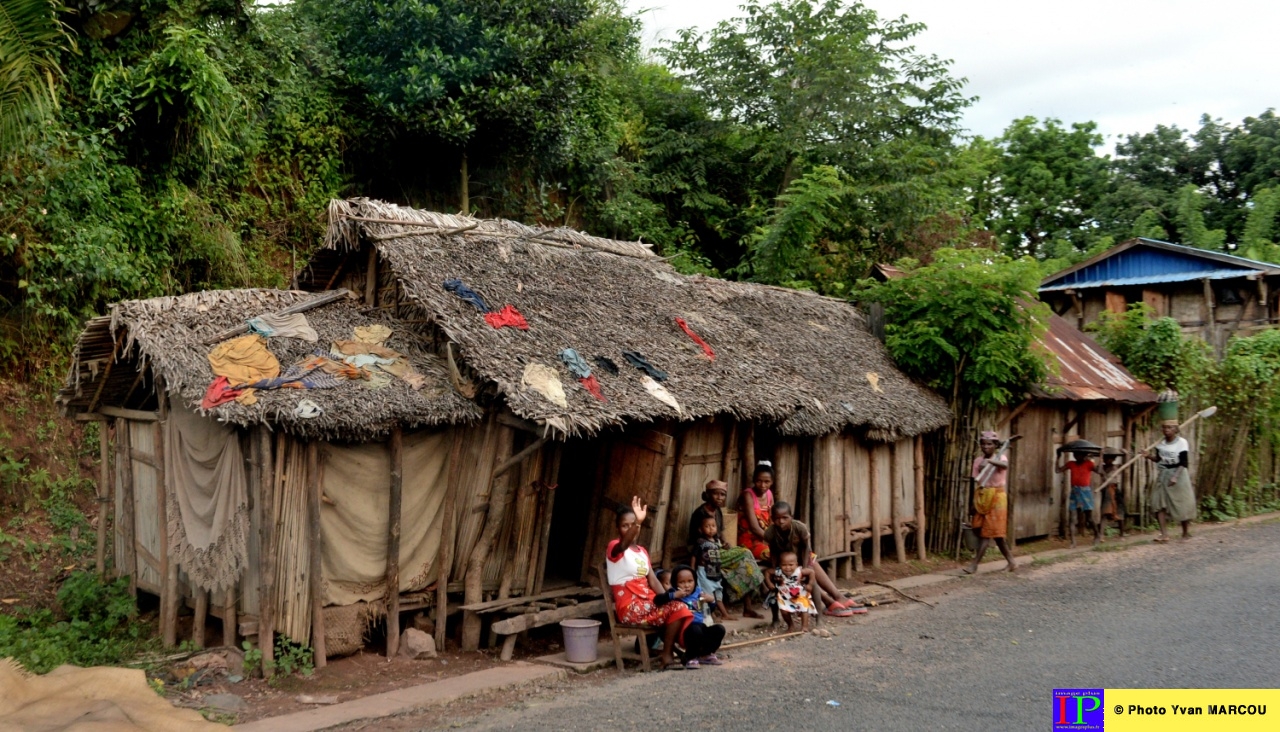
[320,428,451,607]
[165,406,250,593]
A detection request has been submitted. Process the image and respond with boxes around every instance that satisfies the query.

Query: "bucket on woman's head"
[560,619,601,663]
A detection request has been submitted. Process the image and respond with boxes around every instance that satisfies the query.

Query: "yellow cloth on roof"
[0,659,221,731]
[353,324,392,345]
[522,363,567,408]
[208,334,279,387]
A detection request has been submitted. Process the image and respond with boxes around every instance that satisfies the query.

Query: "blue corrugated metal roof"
[1040,269,1255,292]
[1135,238,1280,270]
[1041,242,1271,292]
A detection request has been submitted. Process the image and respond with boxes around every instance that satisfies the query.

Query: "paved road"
[426,521,1280,731]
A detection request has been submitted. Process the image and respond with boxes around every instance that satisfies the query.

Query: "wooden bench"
[460,586,604,661]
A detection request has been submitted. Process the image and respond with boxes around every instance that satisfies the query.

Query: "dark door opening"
[544,438,599,586]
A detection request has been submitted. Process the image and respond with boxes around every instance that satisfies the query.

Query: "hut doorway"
[544,439,598,587]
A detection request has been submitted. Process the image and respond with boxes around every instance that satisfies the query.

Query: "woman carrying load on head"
[1145,420,1196,542]
[606,496,693,670]
[688,480,765,619]
[737,462,776,562]
[965,430,1017,574]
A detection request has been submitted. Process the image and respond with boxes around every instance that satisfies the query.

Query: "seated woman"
[737,463,776,563]
[688,480,765,618]
[606,496,693,670]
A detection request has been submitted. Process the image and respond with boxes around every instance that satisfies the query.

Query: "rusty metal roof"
[1034,314,1158,403]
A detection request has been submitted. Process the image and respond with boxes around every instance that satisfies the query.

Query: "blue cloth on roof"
[442,279,491,313]
[559,349,592,379]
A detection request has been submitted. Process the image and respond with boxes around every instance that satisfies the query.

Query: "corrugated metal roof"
[1033,314,1158,403]
[1039,268,1256,291]
[1040,242,1273,293]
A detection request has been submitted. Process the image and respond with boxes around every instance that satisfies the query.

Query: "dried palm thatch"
[318,199,950,439]
[58,289,482,440]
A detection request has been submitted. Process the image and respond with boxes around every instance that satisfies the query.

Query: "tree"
[662,0,971,283]
[854,248,1050,411]
[0,0,72,152]
[986,117,1110,258]
[305,0,631,213]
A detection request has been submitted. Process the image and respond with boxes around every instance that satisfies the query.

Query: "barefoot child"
[965,431,1016,574]
[1056,449,1101,546]
[765,551,817,632]
[691,515,734,621]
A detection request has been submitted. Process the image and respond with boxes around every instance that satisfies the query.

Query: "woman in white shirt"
[1144,420,1196,542]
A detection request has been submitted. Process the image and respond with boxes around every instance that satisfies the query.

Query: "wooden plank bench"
[459,586,603,661]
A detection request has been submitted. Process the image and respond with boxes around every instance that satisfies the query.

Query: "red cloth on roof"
[484,304,529,330]
[201,376,243,409]
[579,374,607,402]
[675,317,715,360]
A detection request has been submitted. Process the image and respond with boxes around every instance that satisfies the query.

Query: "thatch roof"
[58,289,482,440]
[314,199,951,439]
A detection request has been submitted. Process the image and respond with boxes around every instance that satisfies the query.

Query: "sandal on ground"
[683,659,701,669]
[831,599,866,611]
[697,654,723,665]
[663,662,685,671]
[1153,536,1170,543]
[824,606,855,617]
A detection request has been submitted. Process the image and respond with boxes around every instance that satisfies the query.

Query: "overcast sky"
[625,0,1279,150]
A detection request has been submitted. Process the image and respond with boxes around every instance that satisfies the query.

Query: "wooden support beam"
[531,444,562,596]
[869,446,881,569]
[96,420,110,576]
[660,426,690,565]
[116,418,137,595]
[436,429,466,651]
[462,427,517,651]
[890,442,906,564]
[202,289,352,344]
[914,436,927,561]
[261,430,284,675]
[492,437,547,480]
[385,427,404,658]
[364,247,378,307]
[87,332,124,416]
[742,422,756,482]
[307,441,327,668]
[156,411,178,649]
[101,406,158,422]
[192,589,208,650]
[223,584,238,649]
[498,412,541,436]
[720,422,738,490]
[997,399,1032,430]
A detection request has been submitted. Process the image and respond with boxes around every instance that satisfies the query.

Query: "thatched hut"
[59,198,950,666]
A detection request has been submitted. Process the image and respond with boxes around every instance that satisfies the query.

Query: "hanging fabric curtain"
[165,406,250,593]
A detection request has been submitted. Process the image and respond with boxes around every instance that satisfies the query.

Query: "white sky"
[625,0,1280,150]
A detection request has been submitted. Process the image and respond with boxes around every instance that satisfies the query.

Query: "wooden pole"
[155,411,177,648]
[435,429,465,651]
[890,442,906,563]
[117,418,136,596]
[201,289,351,344]
[530,443,562,595]
[660,426,689,564]
[743,422,756,483]
[385,427,403,658]
[721,421,738,491]
[914,436,927,561]
[307,441,327,667]
[192,589,207,649]
[96,419,110,576]
[869,444,881,569]
[365,246,379,307]
[222,585,237,648]
[462,426,516,651]
[261,431,284,675]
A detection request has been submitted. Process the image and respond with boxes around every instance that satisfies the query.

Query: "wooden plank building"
[58,199,951,666]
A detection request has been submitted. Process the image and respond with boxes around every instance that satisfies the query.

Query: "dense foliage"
[0,571,154,672]
[854,249,1051,411]
[1,0,1278,377]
